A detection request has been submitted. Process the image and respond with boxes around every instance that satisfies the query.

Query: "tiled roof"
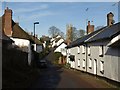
[85,22,120,43]
[66,27,106,48]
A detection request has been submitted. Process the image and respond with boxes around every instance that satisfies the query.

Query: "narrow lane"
[30,61,111,88]
[30,51,112,88]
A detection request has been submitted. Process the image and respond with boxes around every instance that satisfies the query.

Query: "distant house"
[30,35,43,53]
[2,7,34,65]
[66,12,120,84]
[40,35,50,49]
[51,36,64,48]
[54,42,67,55]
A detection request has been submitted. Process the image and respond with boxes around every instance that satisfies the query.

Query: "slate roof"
[66,26,106,48]
[85,22,120,43]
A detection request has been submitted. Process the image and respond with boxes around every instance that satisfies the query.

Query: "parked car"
[37,59,47,68]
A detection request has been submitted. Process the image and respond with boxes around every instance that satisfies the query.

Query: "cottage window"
[100,61,104,74]
[83,59,85,68]
[99,45,103,57]
[89,58,92,69]
[78,59,80,67]
[88,46,90,56]
[77,46,80,54]
[82,45,85,54]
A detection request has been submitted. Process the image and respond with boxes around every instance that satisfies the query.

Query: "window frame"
[89,58,92,69]
[88,46,91,56]
[82,59,85,68]
[99,45,104,57]
[100,61,104,74]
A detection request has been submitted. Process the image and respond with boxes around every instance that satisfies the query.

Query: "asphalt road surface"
[30,61,112,88]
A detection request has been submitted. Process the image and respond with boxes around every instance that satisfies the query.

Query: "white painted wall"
[54,43,67,56]
[11,38,32,65]
[56,39,64,46]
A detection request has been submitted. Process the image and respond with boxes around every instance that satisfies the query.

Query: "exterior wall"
[66,47,77,69]
[54,43,67,56]
[56,39,64,46]
[119,55,120,82]
[105,46,120,82]
[75,45,87,72]
[87,40,120,82]
[86,40,109,77]
[52,40,56,47]
[11,38,32,65]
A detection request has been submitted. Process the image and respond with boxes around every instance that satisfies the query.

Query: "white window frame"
[82,45,85,54]
[88,46,90,56]
[78,59,80,67]
[99,45,103,56]
[77,46,80,54]
[89,58,92,69]
[82,59,85,68]
[100,61,104,74]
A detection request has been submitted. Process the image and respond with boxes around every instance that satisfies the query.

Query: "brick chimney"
[4,7,13,36]
[86,21,94,34]
[107,12,114,26]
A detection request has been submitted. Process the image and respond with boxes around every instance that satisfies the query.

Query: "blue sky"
[1,2,119,38]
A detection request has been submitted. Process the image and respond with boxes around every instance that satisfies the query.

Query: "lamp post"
[34,22,39,38]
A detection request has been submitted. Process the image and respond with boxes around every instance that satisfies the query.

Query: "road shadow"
[30,60,63,88]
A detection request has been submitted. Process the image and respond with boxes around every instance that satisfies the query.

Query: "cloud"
[14,4,48,14]
[19,11,57,22]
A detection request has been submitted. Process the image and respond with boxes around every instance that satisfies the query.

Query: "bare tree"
[48,26,60,37]
[95,26,104,30]
[48,26,65,38]
[79,29,85,37]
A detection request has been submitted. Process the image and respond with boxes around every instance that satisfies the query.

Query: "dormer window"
[99,45,104,57]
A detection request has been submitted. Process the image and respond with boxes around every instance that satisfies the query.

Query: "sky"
[0,2,119,38]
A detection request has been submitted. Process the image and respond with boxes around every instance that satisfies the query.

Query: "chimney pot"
[88,21,90,25]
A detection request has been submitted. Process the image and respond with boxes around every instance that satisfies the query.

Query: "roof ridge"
[85,27,108,42]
